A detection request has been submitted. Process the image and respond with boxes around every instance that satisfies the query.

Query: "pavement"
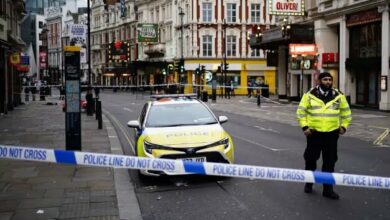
[0,93,141,220]
[0,90,389,220]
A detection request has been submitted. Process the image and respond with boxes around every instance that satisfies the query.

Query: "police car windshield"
[146,103,218,127]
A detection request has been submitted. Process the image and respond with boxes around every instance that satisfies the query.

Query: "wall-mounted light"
[381,76,387,91]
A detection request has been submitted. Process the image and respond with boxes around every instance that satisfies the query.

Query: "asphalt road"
[100,91,390,220]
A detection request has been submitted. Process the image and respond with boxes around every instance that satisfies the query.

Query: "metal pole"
[223,19,227,98]
[300,56,304,98]
[179,8,185,89]
[87,0,92,85]
[180,8,184,60]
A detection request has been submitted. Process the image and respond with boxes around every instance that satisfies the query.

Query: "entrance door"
[356,71,379,106]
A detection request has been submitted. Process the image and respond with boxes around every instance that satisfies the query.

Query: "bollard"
[97,100,102,129]
[95,98,98,120]
[257,94,261,107]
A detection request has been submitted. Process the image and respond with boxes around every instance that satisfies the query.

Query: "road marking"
[373,129,390,145]
[231,134,283,152]
[123,107,133,112]
[109,136,118,138]
[353,114,387,119]
[103,109,135,154]
[254,125,280,134]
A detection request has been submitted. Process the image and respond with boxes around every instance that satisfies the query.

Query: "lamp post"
[179,7,185,91]
[179,8,184,61]
[223,19,227,98]
[87,0,91,85]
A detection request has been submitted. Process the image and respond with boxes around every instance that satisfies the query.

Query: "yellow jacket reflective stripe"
[296,89,352,132]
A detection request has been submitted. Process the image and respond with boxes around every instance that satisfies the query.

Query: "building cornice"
[315,0,388,21]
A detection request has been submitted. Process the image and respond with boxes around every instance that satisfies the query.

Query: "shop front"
[346,9,382,107]
[255,24,315,100]
[184,59,276,96]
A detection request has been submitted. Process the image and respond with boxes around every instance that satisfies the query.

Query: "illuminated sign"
[269,0,305,16]
[108,41,130,63]
[137,24,159,43]
[289,44,317,56]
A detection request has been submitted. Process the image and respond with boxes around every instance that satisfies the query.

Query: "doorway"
[356,71,379,106]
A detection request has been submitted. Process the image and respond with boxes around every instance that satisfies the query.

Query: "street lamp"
[179,8,184,61]
[87,0,91,85]
[178,7,185,92]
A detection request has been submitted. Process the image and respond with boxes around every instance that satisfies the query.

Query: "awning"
[8,34,26,48]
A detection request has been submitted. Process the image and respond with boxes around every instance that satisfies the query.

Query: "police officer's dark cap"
[318,72,333,80]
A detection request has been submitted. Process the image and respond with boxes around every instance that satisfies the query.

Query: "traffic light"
[225,63,229,70]
[162,68,167,75]
[168,64,174,73]
[201,65,206,74]
[179,59,185,74]
[195,68,200,75]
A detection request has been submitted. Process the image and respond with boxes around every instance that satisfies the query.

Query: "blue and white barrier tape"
[1,144,389,189]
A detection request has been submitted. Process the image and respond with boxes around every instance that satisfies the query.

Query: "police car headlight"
[144,141,167,154]
[144,141,157,154]
[215,138,229,150]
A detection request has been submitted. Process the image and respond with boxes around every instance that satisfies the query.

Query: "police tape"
[1,144,389,190]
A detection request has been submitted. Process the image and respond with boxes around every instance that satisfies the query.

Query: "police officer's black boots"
[304,183,313,193]
[323,184,339,200]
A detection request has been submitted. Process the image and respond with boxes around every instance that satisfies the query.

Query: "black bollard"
[95,98,98,120]
[97,100,102,129]
[257,94,261,107]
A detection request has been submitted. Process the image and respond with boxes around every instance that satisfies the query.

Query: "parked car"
[127,94,234,176]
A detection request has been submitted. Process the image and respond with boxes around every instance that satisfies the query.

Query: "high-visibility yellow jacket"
[297,88,352,132]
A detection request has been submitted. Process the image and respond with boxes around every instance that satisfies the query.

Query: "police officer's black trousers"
[304,130,339,191]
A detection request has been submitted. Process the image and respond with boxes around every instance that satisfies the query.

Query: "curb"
[103,114,142,220]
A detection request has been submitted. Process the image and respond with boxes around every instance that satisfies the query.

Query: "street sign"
[64,46,81,151]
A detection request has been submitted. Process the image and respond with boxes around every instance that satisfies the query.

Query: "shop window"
[350,22,381,58]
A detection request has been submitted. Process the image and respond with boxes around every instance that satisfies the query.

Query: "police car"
[127,94,234,176]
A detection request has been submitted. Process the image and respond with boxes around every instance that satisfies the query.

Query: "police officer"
[296,72,352,200]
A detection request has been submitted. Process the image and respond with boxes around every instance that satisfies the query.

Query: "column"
[277,45,287,98]
[379,5,390,110]
[339,16,349,95]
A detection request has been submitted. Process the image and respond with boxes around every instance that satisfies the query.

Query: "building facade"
[0,0,26,114]
[254,0,390,110]
[315,0,390,110]
[135,0,277,95]
[91,0,137,86]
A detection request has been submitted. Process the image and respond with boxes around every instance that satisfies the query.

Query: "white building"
[45,0,81,85]
[315,0,390,110]
[91,0,137,85]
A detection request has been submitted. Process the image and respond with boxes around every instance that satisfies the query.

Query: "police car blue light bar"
[1,144,390,190]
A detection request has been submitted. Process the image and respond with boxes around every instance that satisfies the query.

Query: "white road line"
[123,107,133,112]
[103,109,135,154]
[231,134,283,152]
[254,125,281,134]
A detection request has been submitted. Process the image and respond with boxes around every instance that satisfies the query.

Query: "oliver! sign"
[269,0,305,16]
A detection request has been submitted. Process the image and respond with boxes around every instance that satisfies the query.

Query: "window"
[251,49,261,57]
[227,3,236,23]
[162,6,165,20]
[350,22,381,58]
[202,35,212,57]
[156,8,159,22]
[251,4,261,23]
[227,35,236,56]
[202,3,212,22]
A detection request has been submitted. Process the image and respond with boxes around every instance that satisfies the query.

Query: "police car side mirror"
[218,116,228,124]
[127,120,141,129]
